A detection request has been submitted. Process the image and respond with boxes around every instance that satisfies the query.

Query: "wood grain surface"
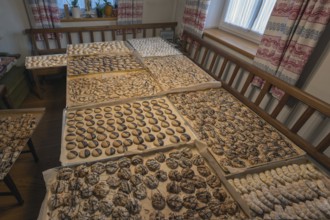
[0,77,65,220]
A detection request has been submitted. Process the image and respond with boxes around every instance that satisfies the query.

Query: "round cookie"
[145,134,155,142]
[66,142,77,150]
[123,139,133,147]
[67,150,78,159]
[154,153,166,163]
[105,147,116,156]
[92,148,102,157]
[157,132,166,139]
[153,139,164,147]
[146,159,160,171]
[128,123,138,129]
[151,192,165,210]
[152,125,161,132]
[166,195,183,212]
[143,175,159,189]
[113,140,123,148]
[166,128,175,135]
[143,127,151,133]
[166,158,178,169]
[155,170,168,182]
[101,140,110,148]
[176,126,186,133]
[79,149,91,158]
[170,135,180,144]
[131,155,143,166]
[97,134,107,141]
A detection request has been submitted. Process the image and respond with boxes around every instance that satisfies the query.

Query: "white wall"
[0,0,31,65]
[304,44,330,104]
[143,0,177,23]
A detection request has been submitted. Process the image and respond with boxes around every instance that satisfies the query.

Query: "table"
[25,54,67,98]
[0,108,44,204]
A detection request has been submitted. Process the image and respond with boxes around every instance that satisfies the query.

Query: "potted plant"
[95,0,103,18]
[70,0,81,18]
[112,0,118,17]
[103,0,113,17]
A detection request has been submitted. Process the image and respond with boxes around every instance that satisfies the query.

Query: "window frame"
[218,0,271,44]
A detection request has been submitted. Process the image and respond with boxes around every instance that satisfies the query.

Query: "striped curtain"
[182,0,211,37]
[117,0,144,25]
[27,0,60,28]
[26,0,61,40]
[252,0,330,99]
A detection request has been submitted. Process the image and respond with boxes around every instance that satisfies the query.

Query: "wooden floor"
[0,76,66,220]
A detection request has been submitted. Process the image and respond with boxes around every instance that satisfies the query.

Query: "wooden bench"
[181,30,330,170]
[25,22,177,98]
[25,22,177,55]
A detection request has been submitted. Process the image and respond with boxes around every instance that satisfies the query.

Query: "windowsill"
[203,28,258,59]
[61,17,117,22]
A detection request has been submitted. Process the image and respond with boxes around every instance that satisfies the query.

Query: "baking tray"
[167,88,306,175]
[25,54,67,70]
[60,96,198,166]
[0,108,45,180]
[66,41,133,56]
[142,55,217,91]
[66,70,163,108]
[66,68,222,109]
[66,53,146,77]
[225,155,330,218]
[38,144,248,220]
[127,37,182,58]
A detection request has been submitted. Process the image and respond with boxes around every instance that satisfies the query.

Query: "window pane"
[252,0,276,34]
[224,0,261,30]
[57,0,112,9]
[57,0,86,8]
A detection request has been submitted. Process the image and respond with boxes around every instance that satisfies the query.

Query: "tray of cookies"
[67,41,132,56]
[143,55,218,91]
[167,88,305,175]
[39,146,247,220]
[67,53,145,77]
[0,108,45,180]
[66,70,163,108]
[127,37,182,58]
[226,156,330,219]
[60,96,197,166]
[25,54,67,69]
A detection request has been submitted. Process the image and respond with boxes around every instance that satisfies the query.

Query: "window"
[219,0,276,42]
[56,0,115,9]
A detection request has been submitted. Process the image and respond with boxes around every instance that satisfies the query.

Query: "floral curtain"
[182,0,211,37]
[117,0,144,25]
[252,0,330,99]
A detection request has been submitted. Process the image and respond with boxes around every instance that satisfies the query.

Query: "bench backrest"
[26,22,177,55]
[181,30,330,170]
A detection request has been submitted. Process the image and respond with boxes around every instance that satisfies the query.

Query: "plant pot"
[96,8,103,18]
[72,7,81,18]
[104,4,112,17]
[112,8,118,17]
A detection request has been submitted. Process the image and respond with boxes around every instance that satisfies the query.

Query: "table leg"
[3,174,24,205]
[0,85,13,108]
[27,139,39,162]
[31,70,43,99]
